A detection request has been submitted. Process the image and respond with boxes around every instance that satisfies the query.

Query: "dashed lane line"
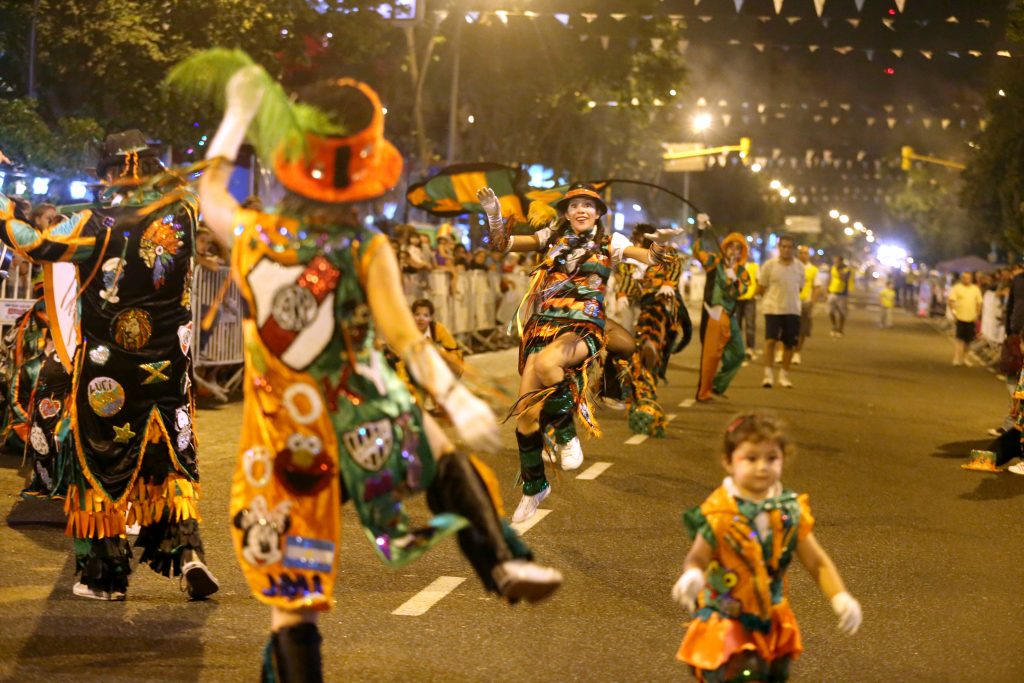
[576,462,612,480]
[678,399,695,408]
[392,576,467,616]
[625,434,648,445]
[510,508,551,535]
[666,413,678,422]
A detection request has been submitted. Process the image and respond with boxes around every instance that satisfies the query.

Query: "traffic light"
[901,145,914,171]
[739,137,751,163]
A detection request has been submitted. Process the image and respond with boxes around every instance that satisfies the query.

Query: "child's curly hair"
[723,411,793,462]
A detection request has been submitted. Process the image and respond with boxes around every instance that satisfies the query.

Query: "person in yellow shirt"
[735,260,759,361]
[879,280,896,328]
[948,272,983,365]
[827,256,855,337]
[794,247,820,364]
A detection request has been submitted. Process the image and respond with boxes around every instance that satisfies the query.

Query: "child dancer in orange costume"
[671,412,862,682]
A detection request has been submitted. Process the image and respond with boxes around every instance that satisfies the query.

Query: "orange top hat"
[273,79,403,204]
[555,182,608,217]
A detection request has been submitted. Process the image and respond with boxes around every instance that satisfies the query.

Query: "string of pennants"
[682,111,986,131]
[446,9,1015,59]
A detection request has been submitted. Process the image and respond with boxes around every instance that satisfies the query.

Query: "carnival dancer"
[599,229,646,409]
[479,184,680,523]
[0,132,217,601]
[191,59,562,681]
[693,218,751,402]
[672,411,862,681]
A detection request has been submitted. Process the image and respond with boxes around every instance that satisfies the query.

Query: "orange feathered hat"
[273,79,403,204]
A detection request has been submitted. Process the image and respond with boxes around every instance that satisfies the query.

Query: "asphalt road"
[1,299,1022,682]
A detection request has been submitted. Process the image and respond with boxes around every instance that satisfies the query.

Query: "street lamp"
[692,112,712,134]
[779,187,791,198]
[844,227,854,236]
[770,179,782,190]
[829,209,840,219]
[839,214,849,224]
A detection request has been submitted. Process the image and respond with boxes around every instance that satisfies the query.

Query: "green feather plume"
[163,48,345,164]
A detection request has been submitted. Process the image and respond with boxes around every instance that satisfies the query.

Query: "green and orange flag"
[406,163,528,221]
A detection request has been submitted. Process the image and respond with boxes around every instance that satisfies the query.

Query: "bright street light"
[788,196,797,204]
[779,188,791,198]
[853,221,863,230]
[692,112,712,133]
[751,163,762,173]
[770,179,782,190]
[839,214,849,224]
[829,209,840,219]
[844,227,854,236]
[866,235,876,243]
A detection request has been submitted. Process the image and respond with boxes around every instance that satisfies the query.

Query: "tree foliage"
[887,166,978,262]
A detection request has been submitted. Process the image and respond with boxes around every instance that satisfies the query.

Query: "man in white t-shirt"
[948,271,983,366]
[758,235,805,388]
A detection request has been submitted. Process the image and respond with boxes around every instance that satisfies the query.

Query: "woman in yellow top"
[672,412,861,682]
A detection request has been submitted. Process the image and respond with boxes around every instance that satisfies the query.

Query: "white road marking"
[625,434,648,445]
[576,462,612,480]
[666,413,678,422]
[678,399,695,408]
[510,508,551,535]
[392,576,467,616]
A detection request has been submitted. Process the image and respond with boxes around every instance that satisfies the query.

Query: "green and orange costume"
[694,234,751,401]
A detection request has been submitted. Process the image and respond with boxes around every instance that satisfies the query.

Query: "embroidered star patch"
[140,360,171,385]
[113,422,136,444]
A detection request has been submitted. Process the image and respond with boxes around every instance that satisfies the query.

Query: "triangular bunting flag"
[895,0,905,12]
[997,50,1012,58]
[554,13,570,26]
[980,119,987,131]
[886,117,896,129]
[921,50,933,59]
[813,0,825,17]
[941,118,951,130]
[813,114,824,122]
[772,148,782,159]
[733,0,744,12]
[610,13,626,21]
[434,9,448,21]
[867,117,876,126]
[669,15,682,27]
[834,46,854,55]
[948,51,960,58]
[774,0,784,14]
[865,49,874,61]
[582,13,598,23]
[699,16,714,23]
[757,103,767,113]
[883,104,894,113]
[978,19,991,27]
[758,16,772,23]
[722,114,732,127]
[754,43,766,52]
[830,116,840,125]
[839,103,851,111]
[854,0,865,11]
[697,97,708,107]
[677,40,689,55]
[969,50,982,57]
[579,34,588,42]
[923,118,932,129]
[883,18,895,30]
[761,115,769,124]
[600,35,610,50]
[786,17,801,25]
[906,103,914,113]
[946,16,959,24]
[892,49,903,58]
[847,19,861,28]
[809,45,820,52]
[651,37,664,51]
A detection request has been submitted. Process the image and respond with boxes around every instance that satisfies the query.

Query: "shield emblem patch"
[342,419,393,472]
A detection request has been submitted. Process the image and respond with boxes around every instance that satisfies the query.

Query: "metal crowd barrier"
[0,266,38,333]
[191,265,245,402]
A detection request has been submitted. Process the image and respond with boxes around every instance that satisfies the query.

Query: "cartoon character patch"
[233,495,292,567]
[99,258,126,303]
[274,433,334,496]
[111,308,153,352]
[139,219,184,289]
[87,377,125,417]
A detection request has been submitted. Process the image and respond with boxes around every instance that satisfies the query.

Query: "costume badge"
[37,397,61,420]
[139,219,184,290]
[342,419,393,472]
[233,495,292,567]
[174,406,192,450]
[586,274,602,289]
[87,377,126,417]
[247,258,337,371]
[274,433,333,496]
[242,446,273,488]
[30,424,49,455]
[177,322,192,355]
[102,216,116,229]
[112,422,135,444]
[283,536,335,574]
[140,360,171,385]
[111,308,153,352]
[99,258,126,304]
[88,345,111,366]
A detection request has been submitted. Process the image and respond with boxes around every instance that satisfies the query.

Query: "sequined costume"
[694,234,751,401]
[511,224,632,494]
[230,210,530,611]
[0,188,203,594]
[677,478,814,681]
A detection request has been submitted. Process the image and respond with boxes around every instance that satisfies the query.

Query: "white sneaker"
[181,556,220,600]
[512,485,551,523]
[555,437,584,471]
[1008,463,1024,476]
[762,369,774,388]
[491,559,563,603]
[73,581,125,601]
[792,352,801,365]
[778,370,794,388]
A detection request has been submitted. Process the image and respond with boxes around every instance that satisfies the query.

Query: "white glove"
[650,226,685,244]
[206,65,265,161]
[440,384,502,453]
[671,567,704,612]
[657,285,676,299]
[696,213,711,232]
[830,591,862,635]
[476,187,502,222]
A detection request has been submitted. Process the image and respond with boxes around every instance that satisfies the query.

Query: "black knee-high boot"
[427,453,528,592]
[263,623,323,683]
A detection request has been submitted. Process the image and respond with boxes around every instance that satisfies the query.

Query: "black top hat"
[94,129,160,179]
[555,182,608,217]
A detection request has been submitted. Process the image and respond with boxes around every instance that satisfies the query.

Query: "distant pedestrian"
[759,236,804,388]
[735,259,759,361]
[827,256,854,336]
[880,279,896,328]
[948,272,983,366]
[794,246,821,365]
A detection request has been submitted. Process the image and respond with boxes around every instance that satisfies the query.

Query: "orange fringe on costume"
[676,601,803,671]
[63,475,201,540]
[64,484,127,539]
